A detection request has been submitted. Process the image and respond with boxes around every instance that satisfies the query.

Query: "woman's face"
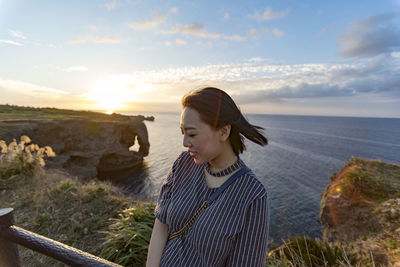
[180,107,221,165]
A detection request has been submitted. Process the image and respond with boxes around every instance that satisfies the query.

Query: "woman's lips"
[189,151,197,158]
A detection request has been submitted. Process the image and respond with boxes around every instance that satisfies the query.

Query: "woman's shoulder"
[236,167,268,199]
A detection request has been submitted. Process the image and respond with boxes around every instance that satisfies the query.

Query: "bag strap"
[168,166,249,241]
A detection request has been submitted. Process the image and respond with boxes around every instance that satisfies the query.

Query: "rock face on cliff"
[319,158,400,265]
[0,108,150,180]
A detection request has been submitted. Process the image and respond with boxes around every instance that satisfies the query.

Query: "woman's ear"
[219,124,231,141]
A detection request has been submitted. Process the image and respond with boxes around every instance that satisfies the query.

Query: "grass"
[0,104,134,122]
[0,136,149,266]
[267,235,375,267]
[100,203,155,266]
[0,169,138,266]
[321,157,400,265]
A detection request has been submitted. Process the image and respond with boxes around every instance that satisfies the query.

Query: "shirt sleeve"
[226,194,270,267]
[154,153,183,224]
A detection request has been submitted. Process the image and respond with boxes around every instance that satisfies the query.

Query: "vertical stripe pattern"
[154,151,269,267]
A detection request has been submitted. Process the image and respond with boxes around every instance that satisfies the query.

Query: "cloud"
[162,23,222,38]
[175,39,187,45]
[165,40,172,46]
[224,13,230,20]
[318,23,337,35]
[338,13,400,58]
[246,57,265,62]
[169,7,178,14]
[0,79,70,96]
[128,12,267,41]
[69,35,120,44]
[60,66,88,72]
[129,15,166,30]
[232,83,354,104]
[160,23,268,41]
[0,40,23,46]
[104,54,399,107]
[9,30,26,39]
[104,0,120,10]
[250,7,290,21]
[272,28,284,37]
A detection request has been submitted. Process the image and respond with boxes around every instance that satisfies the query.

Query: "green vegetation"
[0,135,149,266]
[321,157,400,265]
[0,104,131,121]
[100,203,155,266]
[267,236,374,266]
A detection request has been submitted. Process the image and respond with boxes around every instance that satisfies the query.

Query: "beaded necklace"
[204,158,244,177]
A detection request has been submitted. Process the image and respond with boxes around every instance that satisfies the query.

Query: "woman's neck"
[208,146,238,172]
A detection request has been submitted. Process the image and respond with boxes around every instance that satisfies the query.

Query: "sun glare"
[88,77,156,112]
[89,81,130,111]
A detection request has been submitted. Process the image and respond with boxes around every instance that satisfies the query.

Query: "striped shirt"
[155,151,269,266]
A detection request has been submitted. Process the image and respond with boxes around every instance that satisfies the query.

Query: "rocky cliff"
[0,106,150,180]
[319,158,400,265]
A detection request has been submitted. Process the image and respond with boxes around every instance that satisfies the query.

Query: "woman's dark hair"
[182,87,267,155]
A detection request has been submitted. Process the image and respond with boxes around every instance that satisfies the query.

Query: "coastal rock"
[319,158,400,265]
[0,112,150,180]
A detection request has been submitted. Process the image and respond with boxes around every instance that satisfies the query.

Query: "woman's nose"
[183,135,190,148]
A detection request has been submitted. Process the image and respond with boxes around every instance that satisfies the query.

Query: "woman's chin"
[192,157,205,165]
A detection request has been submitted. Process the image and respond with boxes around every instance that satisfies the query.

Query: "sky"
[0,0,400,117]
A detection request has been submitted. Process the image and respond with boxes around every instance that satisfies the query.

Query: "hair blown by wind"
[182,87,267,155]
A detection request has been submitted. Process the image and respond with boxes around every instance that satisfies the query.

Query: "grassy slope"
[0,168,148,266]
[0,104,131,121]
[321,158,400,265]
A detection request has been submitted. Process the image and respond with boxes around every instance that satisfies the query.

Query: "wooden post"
[0,208,21,267]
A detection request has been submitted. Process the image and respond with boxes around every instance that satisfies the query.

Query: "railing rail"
[0,208,122,267]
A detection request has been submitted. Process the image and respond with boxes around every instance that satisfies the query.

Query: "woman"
[147,87,269,266]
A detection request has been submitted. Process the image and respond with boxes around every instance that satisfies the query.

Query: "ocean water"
[119,112,400,243]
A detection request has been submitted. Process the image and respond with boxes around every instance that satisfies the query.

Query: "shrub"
[100,202,155,266]
[0,136,55,179]
[267,235,374,266]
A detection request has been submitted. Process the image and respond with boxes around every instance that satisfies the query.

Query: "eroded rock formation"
[319,158,400,265]
[0,115,150,179]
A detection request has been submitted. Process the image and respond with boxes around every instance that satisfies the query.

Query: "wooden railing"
[0,208,122,267]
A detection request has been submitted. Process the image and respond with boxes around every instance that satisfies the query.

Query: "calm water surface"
[119,112,400,243]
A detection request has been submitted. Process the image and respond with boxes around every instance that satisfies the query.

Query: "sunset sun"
[89,82,130,112]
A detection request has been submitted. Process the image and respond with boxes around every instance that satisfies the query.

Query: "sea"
[117,112,400,243]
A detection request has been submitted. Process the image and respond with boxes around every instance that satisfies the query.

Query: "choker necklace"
[205,158,243,177]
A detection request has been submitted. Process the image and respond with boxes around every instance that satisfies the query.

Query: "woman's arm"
[225,195,269,266]
[146,218,169,267]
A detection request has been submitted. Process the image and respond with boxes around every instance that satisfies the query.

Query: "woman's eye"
[189,134,196,137]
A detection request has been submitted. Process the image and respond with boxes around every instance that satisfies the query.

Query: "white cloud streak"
[129,15,166,30]
[0,79,70,96]
[9,30,26,39]
[60,66,88,72]
[104,0,120,10]
[0,40,23,46]
[250,7,290,21]
[175,38,187,45]
[69,35,120,44]
[159,23,268,41]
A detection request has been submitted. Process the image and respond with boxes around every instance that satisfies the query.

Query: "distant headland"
[0,104,153,180]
